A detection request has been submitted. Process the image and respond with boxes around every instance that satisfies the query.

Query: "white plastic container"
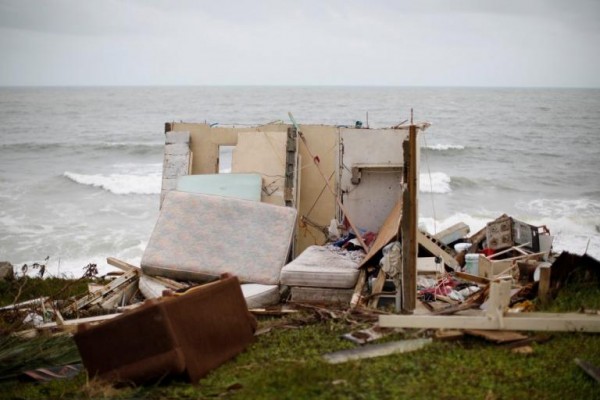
[464,254,479,276]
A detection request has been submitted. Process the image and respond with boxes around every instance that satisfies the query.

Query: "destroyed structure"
[2,119,600,385]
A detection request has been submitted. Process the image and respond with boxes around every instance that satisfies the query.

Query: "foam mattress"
[141,191,297,285]
[280,245,360,289]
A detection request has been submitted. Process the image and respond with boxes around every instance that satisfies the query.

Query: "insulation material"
[280,245,360,288]
[176,174,262,201]
[141,191,297,285]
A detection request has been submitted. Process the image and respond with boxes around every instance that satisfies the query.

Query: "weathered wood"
[400,125,418,313]
[322,338,432,364]
[379,312,600,332]
[359,199,402,268]
[417,231,460,270]
[350,269,367,308]
[106,257,140,272]
[538,264,552,305]
[368,269,388,309]
[455,271,490,285]
[66,269,139,313]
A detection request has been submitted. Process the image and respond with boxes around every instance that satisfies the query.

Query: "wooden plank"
[417,231,460,270]
[322,338,432,364]
[350,269,367,308]
[67,269,138,312]
[368,269,388,309]
[379,312,600,332]
[538,264,552,305]
[106,257,140,272]
[359,199,402,268]
[455,271,490,285]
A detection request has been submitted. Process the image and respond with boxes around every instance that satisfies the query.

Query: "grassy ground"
[0,278,599,399]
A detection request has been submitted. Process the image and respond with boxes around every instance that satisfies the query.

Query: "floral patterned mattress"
[141,190,297,285]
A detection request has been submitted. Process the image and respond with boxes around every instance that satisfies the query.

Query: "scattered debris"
[574,358,600,383]
[322,338,432,364]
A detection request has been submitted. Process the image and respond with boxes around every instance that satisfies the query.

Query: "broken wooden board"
[417,230,459,270]
[322,338,432,364]
[66,269,139,313]
[107,257,140,272]
[359,199,402,268]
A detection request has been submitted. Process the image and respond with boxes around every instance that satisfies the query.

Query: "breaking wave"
[420,172,451,194]
[517,198,600,219]
[63,171,161,195]
[423,144,465,151]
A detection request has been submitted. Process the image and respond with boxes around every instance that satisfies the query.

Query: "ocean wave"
[1,141,163,155]
[63,171,161,195]
[517,198,600,219]
[420,172,451,194]
[423,144,465,151]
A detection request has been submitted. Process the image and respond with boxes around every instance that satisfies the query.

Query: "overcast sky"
[0,0,598,87]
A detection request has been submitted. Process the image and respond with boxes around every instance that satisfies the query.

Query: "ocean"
[1,86,599,277]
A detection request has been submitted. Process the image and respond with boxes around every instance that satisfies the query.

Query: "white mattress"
[241,284,280,309]
[280,245,360,289]
[141,191,297,285]
[290,287,353,304]
[140,275,280,308]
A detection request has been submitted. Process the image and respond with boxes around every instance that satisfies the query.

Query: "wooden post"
[538,264,552,306]
[400,125,418,313]
[284,126,297,207]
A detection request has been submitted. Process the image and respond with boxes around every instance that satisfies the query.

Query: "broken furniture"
[74,274,257,384]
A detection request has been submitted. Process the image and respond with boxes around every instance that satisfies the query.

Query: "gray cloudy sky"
[0,0,599,87]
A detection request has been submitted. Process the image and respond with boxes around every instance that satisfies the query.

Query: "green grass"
[0,277,599,399]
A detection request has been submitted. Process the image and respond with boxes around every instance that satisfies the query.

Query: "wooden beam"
[538,264,552,305]
[107,257,140,272]
[400,125,418,313]
[368,269,388,309]
[379,312,600,332]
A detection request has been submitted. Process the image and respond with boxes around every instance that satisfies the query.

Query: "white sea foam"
[424,144,465,151]
[420,172,451,194]
[64,171,161,195]
[517,198,600,219]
